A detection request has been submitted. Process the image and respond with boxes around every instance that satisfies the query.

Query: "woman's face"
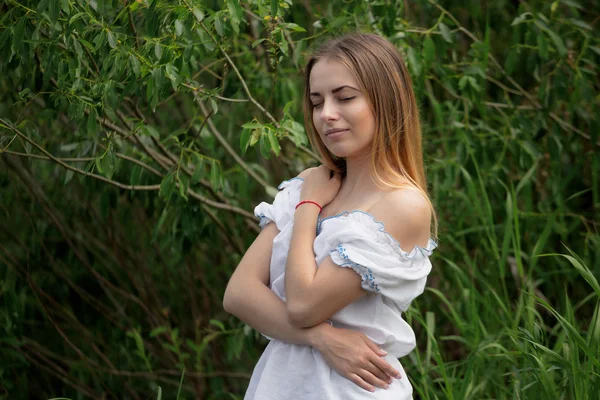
[309,58,376,159]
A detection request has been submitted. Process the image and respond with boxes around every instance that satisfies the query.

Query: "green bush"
[0,0,598,398]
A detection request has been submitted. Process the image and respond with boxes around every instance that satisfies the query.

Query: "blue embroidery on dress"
[317,211,350,236]
[334,245,380,292]
[318,210,438,258]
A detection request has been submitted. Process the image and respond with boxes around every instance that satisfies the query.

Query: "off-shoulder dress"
[246,177,437,400]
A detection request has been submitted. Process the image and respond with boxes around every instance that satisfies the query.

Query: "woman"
[223,32,437,399]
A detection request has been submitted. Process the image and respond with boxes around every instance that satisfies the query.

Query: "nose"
[319,98,339,122]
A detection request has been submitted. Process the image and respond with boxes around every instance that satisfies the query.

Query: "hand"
[310,323,402,392]
[299,165,342,207]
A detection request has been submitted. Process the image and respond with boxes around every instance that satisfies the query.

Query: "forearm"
[285,206,320,306]
[224,279,322,346]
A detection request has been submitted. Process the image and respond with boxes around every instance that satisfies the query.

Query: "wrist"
[296,200,322,213]
[307,322,333,350]
[294,202,321,218]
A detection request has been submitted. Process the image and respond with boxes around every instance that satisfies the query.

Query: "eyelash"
[312,96,356,109]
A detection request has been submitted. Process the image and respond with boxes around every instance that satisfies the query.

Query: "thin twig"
[195,100,273,190]
[182,82,249,102]
[0,118,161,191]
[195,19,279,125]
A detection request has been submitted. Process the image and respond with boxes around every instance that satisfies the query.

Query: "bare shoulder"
[368,186,432,250]
[297,168,312,180]
[297,166,320,180]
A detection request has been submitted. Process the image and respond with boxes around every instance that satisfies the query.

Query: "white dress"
[247,177,437,400]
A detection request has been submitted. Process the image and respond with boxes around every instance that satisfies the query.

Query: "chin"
[324,146,348,158]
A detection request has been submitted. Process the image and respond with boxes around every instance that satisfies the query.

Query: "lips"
[326,128,349,136]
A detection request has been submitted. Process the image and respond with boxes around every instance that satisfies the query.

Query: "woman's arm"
[285,179,432,328]
[285,205,366,328]
[223,221,401,391]
[223,222,319,345]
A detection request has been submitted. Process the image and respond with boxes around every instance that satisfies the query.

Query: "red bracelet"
[295,200,322,213]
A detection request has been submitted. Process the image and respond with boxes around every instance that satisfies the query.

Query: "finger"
[371,355,402,379]
[364,361,392,384]
[362,335,386,355]
[347,373,375,393]
[356,368,390,390]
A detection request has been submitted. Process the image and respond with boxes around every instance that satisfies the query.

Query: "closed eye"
[312,97,356,109]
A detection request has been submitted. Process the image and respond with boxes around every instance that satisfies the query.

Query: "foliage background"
[0,0,598,398]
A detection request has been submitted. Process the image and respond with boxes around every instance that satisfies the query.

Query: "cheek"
[350,103,375,133]
[312,110,321,134]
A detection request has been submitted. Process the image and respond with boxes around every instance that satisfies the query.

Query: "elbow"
[286,301,316,328]
[222,284,238,314]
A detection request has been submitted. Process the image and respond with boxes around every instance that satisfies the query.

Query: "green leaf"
[175,19,184,36]
[107,31,117,49]
[438,22,452,43]
[568,18,592,30]
[150,326,169,338]
[159,173,176,201]
[147,75,158,112]
[252,38,266,48]
[129,54,141,77]
[60,0,70,14]
[69,12,85,24]
[270,0,278,17]
[227,0,243,35]
[142,125,160,139]
[407,47,421,78]
[458,75,469,90]
[72,38,83,57]
[191,157,205,183]
[240,128,252,154]
[278,32,289,56]
[423,36,435,66]
[283,100,294,114]
[267,130,280,156]
[154,43,163,60]
[192,7,204,22]
[259,134,271,159]
[177,173,189,201]
[79,38,95,53]
[13,18,26,52]
[152,207,169,242]
[215,16,225,37]
[165,64,181,90]
[49,0,59,24]
[280,23,306,32]
[152,66,164,94]
[96,148,116,179]
[64,169,74,185]
[241,121,262,129]
[209,98,218,115]
[511,12,533,26]
[249,131,260,147]
[37,0,49,13]
[198,28,214,52]
[87,110,97,135]
[209,319,225,331]
[282,119,307,147]
[534,20,566,58]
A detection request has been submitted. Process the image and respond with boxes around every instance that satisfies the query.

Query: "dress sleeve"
[253,178,303,231]
[324,211,437,310]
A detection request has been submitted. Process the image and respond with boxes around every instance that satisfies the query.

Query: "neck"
[338,152,378,197]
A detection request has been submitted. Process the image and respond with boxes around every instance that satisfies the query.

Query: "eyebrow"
[309,85,360,97]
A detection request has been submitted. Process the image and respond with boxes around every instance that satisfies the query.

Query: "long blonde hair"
[302,32,438,238]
